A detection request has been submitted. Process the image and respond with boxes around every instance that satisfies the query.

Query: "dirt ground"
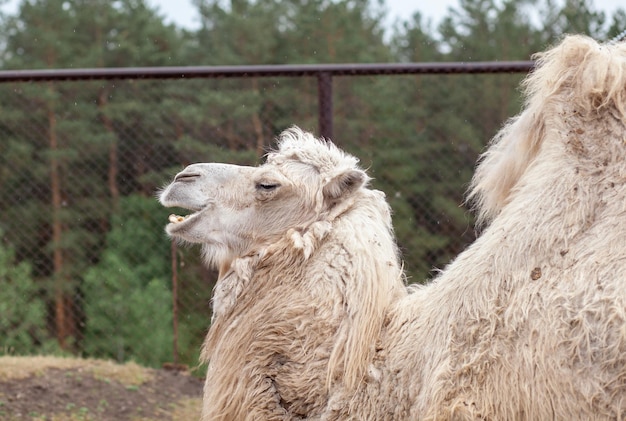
[0,356,203,421]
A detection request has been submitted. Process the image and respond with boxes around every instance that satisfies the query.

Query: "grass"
[0,355,152,386]
[0,355,202,421]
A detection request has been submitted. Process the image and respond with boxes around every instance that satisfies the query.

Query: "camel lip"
[160,197,205,212]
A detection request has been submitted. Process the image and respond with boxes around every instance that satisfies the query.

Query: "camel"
[159,34,626,420]
[160,127,407,419]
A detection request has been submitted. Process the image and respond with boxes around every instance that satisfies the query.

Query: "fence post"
[171,241,179,365]
[317,72,333,139]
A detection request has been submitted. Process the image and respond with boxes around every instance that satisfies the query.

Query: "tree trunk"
[48,83,72,350]
[98,87,120,210]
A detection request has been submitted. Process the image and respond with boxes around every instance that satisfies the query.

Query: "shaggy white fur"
[324,35,626,420]
[160,127,406,420]
[159,35,626,420]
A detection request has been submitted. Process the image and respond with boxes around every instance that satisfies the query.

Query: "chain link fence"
[0,66,529,370]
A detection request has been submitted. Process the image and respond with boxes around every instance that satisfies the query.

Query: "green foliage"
[0,231,57,354]
[0,0,190,352]
[82,195,173,367]
[607,8,626,40]
[541,0,607,40]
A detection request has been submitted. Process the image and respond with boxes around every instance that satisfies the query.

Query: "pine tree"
[0,0,187,351]
[0,230,57,354]
[82,195,175,367]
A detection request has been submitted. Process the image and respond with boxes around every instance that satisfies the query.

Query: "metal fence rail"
[0,61,534,138]
[0,61,535,80]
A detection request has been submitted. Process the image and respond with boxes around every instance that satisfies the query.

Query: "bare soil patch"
[0,356,203,420]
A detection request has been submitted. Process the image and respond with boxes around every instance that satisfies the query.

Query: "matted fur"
[323,35,626,420]
[160,127,406,420]
[468,34,626,225]
[160,35,626,420]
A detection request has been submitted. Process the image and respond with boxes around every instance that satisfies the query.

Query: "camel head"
[159,126,369,272]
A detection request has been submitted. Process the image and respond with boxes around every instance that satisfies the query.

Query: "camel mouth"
[165,211,200,236]
[167,208,202,226]
[165,204,206,230]
[168,213,190,224]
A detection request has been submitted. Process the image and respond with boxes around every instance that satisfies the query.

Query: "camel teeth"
[169,214,185,224]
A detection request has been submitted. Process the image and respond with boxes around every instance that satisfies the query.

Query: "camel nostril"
[174,172,200,182]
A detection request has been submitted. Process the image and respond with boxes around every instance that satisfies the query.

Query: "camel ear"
[323,169,367,200]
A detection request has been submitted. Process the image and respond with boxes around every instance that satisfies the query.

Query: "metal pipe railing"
[0,61,534,82]
[0,61,534,138]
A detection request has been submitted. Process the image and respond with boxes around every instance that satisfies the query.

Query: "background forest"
[1,0,624,370]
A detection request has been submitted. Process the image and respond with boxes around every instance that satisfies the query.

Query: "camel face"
[159,130,368,270]
[160,161,316,255]
[160,163,256,243]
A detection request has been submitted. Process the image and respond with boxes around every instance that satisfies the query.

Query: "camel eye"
[256,182,280,191]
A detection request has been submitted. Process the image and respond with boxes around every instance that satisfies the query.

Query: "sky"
[143,0,624,31]
[1,0,624,33]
